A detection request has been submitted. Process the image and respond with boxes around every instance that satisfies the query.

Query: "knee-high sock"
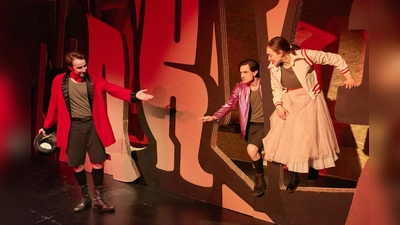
[74,170,87,186]
[252,157,264,174]
[91,168,104,187]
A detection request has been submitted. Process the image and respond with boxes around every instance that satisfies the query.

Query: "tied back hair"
[267,36,300,55]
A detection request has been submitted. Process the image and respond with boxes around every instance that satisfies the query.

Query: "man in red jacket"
[38,51,153,212]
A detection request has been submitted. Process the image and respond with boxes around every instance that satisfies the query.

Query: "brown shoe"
[92,186,115,212]
[74,185,92,212]
[253,172,266,197]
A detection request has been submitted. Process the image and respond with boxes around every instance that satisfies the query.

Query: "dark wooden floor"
[31,150,357,225]
[31,152,274,225]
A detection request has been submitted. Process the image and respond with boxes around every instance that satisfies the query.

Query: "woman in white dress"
[263,36,357,193]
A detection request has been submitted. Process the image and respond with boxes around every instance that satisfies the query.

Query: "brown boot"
[253,171,266,197]
[74,184,92,212]
[92,186,115,212]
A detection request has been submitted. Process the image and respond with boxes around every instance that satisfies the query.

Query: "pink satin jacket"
[213,82,262,139]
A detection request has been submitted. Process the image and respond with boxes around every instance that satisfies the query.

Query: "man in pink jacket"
[38,51,153,212]
[199,59,266,197]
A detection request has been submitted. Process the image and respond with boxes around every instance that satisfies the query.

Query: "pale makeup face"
[239,64,258,84]
[266,46,283,67]
[68,58,87,78]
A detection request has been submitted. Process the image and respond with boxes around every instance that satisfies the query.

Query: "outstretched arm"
[302,49,359,89]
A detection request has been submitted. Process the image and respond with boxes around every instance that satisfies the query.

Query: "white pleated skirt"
[263,88,339,173]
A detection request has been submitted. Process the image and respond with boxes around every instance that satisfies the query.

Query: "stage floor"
[31,152,273,225]
[31,151,357,225]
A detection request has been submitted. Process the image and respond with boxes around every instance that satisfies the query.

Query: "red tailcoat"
[43,72,136,149]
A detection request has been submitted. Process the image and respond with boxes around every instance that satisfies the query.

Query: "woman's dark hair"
[267,36,300,55]
[64,51,86,67]
[238,59,260,77]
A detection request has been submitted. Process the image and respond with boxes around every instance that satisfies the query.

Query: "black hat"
[33,132,59,155]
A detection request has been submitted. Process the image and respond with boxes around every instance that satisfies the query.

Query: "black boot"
[253,171,267,197]
[308,167,319,182]
[286,172,300,193]
[92,186,115,212]
[74,184,92,212]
